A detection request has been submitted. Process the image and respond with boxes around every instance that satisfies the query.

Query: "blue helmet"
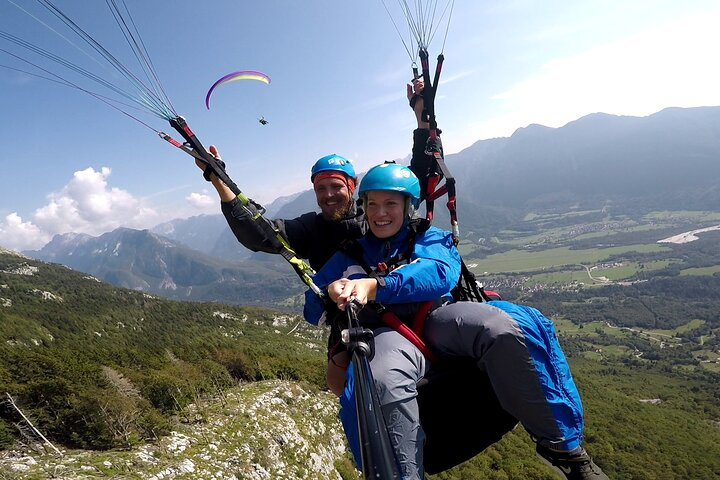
[358,162,421,208]
[310,154,356,181]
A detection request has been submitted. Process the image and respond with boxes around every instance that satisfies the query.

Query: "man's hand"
[193,145,236,202]
[195,145,223,177]
[407,79,425,106]
[407,79,429,127]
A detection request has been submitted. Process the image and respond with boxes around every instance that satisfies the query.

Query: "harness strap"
[424,174,441,223]
[424,149,458,241]
[412,300,435,339]
[337,220,438,361]
[379,308,438,363]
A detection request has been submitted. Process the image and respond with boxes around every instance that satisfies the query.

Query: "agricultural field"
[681,265,720,276]
[462,209,720,291]
[465,244,670,274]
[461,208,720,381]
[552,317,720,373]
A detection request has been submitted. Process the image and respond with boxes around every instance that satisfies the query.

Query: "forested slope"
[1,250,719,479]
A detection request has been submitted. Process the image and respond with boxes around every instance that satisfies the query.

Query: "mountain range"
[156,106,720,251]
[22,106,720,308]
[25,227,304,308]
[150,191,304,261]
[457,107,720,207]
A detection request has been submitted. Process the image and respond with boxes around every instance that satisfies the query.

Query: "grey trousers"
[424,301,584,450]
[367,300,584,478]
[369,327,429,480]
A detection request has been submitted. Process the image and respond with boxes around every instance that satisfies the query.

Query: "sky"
[2,0,720,251]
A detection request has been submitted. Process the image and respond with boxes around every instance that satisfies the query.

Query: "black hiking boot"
[536,444,609,480]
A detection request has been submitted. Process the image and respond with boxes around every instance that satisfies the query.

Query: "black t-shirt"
[221,199,365,271]
[277,209,365,271]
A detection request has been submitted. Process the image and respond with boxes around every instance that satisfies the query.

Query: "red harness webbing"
[379,300,437,363]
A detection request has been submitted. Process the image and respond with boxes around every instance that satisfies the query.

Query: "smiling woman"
[365,190,406,238]
[359,162,421,239]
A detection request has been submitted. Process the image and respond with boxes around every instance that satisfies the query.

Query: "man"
[197,148,364,272]
[196,78,430,269]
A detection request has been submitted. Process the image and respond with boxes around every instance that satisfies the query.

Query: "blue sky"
[2,0,720,251]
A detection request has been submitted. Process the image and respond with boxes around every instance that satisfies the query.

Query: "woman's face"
[365,190,405,238]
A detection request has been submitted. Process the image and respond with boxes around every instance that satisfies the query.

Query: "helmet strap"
[405,197,416,219]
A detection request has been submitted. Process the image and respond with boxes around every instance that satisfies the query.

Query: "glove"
[202,145,227,181]
[202,158,226,181]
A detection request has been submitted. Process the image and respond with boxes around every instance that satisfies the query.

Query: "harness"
[336,218,500,362]
[338,218,437,361]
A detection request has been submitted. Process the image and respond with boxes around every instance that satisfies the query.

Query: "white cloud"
[0,213,50,251]
[0,167,163,251]
[31,167,161,236]
[0,167,229,251]
[186,192,216,210]
[438,69,475,86]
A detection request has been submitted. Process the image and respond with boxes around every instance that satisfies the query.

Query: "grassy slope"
[2,207,720,479]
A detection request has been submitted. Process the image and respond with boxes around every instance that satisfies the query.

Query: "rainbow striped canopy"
[205,70,271,109]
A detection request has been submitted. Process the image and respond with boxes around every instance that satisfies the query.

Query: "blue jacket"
[303,224,461,325]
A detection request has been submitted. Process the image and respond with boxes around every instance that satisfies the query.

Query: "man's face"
[314,177,352,221]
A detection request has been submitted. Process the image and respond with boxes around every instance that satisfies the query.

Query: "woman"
[303,162,608,480]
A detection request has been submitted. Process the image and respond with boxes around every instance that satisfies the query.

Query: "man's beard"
[321,200,352,221]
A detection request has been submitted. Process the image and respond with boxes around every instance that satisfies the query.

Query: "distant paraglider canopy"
[204,70,271,110]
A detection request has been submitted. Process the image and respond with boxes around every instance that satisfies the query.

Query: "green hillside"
[1,250,720,479]
[0,251,327,451]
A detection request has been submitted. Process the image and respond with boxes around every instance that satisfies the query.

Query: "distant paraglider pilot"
[258,116,269,125]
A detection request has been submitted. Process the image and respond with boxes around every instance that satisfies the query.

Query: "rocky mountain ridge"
[25,228,304,309]
[0,380,352,480]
